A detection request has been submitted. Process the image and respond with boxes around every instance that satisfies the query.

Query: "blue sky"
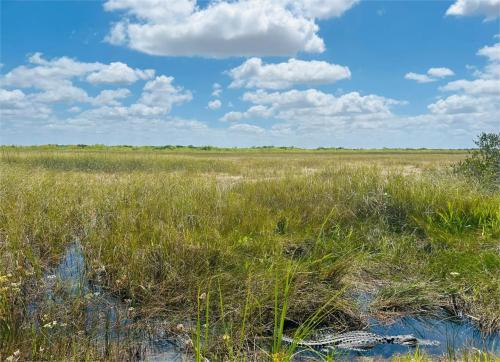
[1,0,499,148]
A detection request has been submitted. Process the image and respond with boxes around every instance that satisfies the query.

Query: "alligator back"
[281,330,438,351]
[282,331,384,348]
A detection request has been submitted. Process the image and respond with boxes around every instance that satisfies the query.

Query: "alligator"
[282,330,439,352]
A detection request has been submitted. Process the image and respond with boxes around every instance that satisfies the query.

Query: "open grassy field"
[0,148,498,361]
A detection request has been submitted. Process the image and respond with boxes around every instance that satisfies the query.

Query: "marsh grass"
[0,148,498,361]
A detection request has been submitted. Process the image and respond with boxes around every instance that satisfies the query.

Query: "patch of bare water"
[37,242,189,361]
[368,315,499,358]
[289,292,500,360]
[291,316,499,361]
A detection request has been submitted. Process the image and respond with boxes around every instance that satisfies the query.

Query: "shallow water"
[368,316,499,358]
[293,317,499,361]
[54,243,85,291]
[41,242,185,360]
[43,243,499,361]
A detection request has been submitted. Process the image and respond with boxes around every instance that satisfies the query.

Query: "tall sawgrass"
[0,149,497,360]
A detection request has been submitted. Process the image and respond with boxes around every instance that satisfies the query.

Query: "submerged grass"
[0,148,498,361]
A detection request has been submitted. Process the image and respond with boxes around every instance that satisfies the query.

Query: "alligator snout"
[398,336,419,346]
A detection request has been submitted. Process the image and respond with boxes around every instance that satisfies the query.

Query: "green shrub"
[455,132,499,188]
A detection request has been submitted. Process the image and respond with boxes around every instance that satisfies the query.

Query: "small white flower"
[43,320,58,328]
[47,275,56,280]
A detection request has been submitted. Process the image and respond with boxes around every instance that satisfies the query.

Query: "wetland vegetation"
[0,146,498,361]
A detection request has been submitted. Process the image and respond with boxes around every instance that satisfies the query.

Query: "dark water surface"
[368,316,499,358]
[41,243,185,361]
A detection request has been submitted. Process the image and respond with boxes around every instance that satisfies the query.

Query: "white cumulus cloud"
[427,67,455,78]
[228,58,351,89]
[429,42,500,115]
[220,89,403,131]
[404,72,435,83]
[405,67,455,83]
[220,105,273,122]
[87,62,155,84]
[1,53,101,90]
[446,0,500,20]
[208,99,222,110]
[229,123,265,134]
[477,42,500,62]
[441,78,500,95]
[0,53,158,106]
[92,88,131,106]
[103,0,358,57]
[439,42,500,95]
[0,88,52,120]
[280,0,360,19]
[243,89,400,114]
[212,83,222,97]
[131,75,193,116]
[2,53,154,89]
[0,89,26,105]
[31,82,90,103]
[164,119,208,130]
[428,94,495,114]
[0,54,193,125]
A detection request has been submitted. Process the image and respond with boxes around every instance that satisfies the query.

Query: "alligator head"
[386,335,419,346]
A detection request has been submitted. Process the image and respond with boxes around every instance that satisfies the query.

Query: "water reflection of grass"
[0,148,498,361]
